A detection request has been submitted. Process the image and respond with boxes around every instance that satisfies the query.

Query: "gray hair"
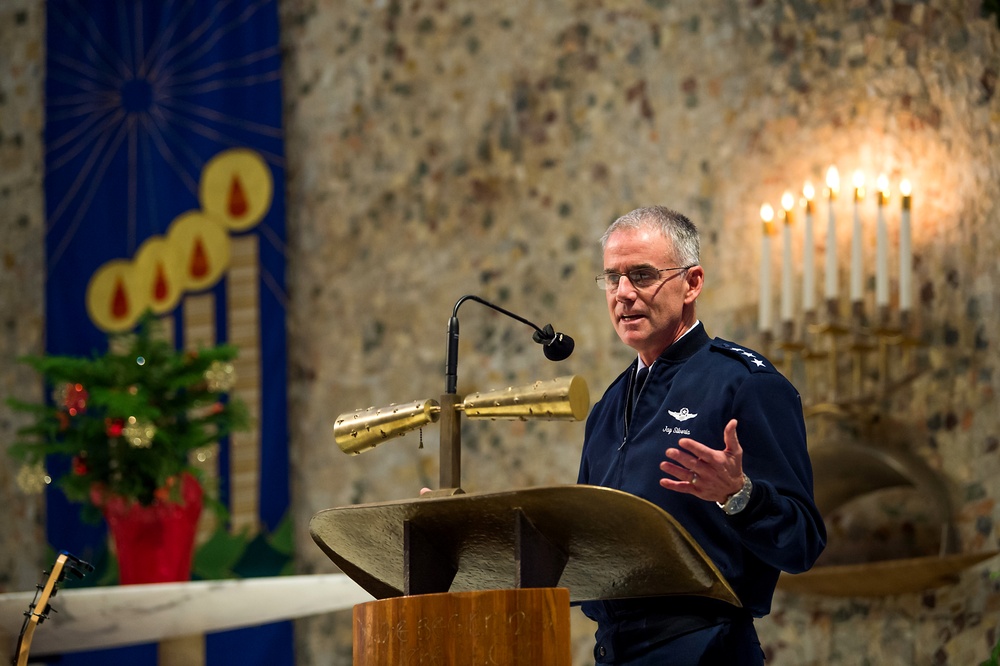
[600,206,701,267]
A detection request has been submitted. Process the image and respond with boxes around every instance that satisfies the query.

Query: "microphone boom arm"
[446,294,573,394]
[440,294,574,491]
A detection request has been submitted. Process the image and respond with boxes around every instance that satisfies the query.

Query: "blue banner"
[45,1,290,663]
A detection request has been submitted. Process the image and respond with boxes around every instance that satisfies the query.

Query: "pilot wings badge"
[668,407,698,422]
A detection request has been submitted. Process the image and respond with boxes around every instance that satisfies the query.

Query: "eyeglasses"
[595,266,693,291]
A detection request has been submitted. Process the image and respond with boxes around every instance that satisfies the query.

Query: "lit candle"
[824,166,840,301]
[850,169,865,304]
[759,203,775,333]
[899,179,912,312]
[875,174,890,309]
[781,191,795,323]
[802,181,816,313]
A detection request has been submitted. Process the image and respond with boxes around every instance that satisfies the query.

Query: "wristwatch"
[717,474,753,515]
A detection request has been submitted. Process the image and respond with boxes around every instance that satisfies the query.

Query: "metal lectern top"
[309,485,740,606]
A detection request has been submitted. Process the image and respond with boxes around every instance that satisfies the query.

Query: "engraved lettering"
[416,616,432,642]
[507,610,525,636]
[432,613,446,640]
[469,611,481,638]
[396,619,409,643]
[448,611,462,636]
[377,620,393,645]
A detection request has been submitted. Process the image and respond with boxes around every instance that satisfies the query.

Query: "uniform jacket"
[578,323,826,625]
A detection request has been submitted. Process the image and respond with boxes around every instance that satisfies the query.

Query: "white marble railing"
[0,573,372,658]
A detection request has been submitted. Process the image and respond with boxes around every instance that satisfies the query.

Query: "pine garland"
[8,313,249,520]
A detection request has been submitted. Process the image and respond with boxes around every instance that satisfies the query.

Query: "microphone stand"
[439,295,570,491]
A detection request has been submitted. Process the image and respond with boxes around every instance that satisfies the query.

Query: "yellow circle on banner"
[133,235,184,315]
[199,148,272,231]
[86,259,147,333]
[166,211,231,292]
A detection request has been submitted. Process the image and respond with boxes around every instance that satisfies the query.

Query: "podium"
[310,485,740,664]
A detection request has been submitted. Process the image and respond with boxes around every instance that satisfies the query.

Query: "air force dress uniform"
[578,322,826,665]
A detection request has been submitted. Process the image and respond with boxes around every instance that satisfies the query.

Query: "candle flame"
[781,191,795,212]
[852,170,866,201]
[760,203,774,222]
[877,173,889,194]
[825,165,840,193]
[900,179,912,196]
[803,181,815,200]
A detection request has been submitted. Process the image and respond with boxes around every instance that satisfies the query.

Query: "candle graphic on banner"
[802,181,816,314]
[900,179,913,313]
[759,203,775,334]
[850,170,865,304]
[824,166,840,303]
[875,174,890,309]
[85,148,275,536]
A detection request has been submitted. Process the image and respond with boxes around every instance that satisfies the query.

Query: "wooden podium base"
[353,587,571,665]
[314,488,743,663]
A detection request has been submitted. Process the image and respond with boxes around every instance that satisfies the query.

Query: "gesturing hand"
[658,418,745,503]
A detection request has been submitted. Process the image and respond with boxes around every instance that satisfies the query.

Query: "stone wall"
[2,0,999,664]
[0,0,48,594]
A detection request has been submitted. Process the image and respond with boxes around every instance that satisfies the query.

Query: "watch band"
[717,474,753,515]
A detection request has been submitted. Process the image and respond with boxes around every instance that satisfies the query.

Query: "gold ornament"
[16,461,51,494]
[204,360,237,392]
[192,445,217,463]
[122,415,156,449]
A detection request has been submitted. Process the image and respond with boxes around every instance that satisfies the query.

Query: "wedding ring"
[691,473,699,485]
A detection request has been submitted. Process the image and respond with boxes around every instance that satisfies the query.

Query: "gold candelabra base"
[762,300,922,417]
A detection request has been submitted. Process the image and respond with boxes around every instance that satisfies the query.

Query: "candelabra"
[757,169,999,597]
[757,167,921,418]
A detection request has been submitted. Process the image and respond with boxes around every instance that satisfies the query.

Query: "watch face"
[725,493,749,514]
[722,476,752,515]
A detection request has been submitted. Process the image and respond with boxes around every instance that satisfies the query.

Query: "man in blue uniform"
[578,206,826,665]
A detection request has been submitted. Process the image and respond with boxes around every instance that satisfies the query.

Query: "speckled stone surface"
[0,0,47,595]
[2,0,999,664]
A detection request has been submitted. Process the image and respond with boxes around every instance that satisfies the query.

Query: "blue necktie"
[634,366,649,398]
[628,366,649,425]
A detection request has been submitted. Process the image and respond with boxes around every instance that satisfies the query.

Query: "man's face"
[602,225,703,364]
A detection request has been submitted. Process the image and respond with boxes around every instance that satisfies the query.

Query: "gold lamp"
[335,294,586,492]
[333,375,589,490]
[334,399,442,456]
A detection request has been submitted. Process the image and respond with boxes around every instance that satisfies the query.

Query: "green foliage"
[45,514,296,587]
[983,640,1000,666]
[193,526,254,580]
[192,514,296,580]
[8,313,249,510]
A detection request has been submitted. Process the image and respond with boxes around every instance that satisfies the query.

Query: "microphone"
[445,295,575,394]
[532,323,575,361]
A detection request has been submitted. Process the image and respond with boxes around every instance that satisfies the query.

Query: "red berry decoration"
[106,417,124,438]
[62,383,89,416]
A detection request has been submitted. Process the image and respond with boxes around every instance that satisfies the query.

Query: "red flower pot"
[96,472,203,584]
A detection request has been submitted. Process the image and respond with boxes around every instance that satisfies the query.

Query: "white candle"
[875,174,890,308]
[781,191,795,323]
[824,166,840,301]
[759,204,775,333]
[900,179,913,312]
[850,170,865,303]
[802,181,816,312]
